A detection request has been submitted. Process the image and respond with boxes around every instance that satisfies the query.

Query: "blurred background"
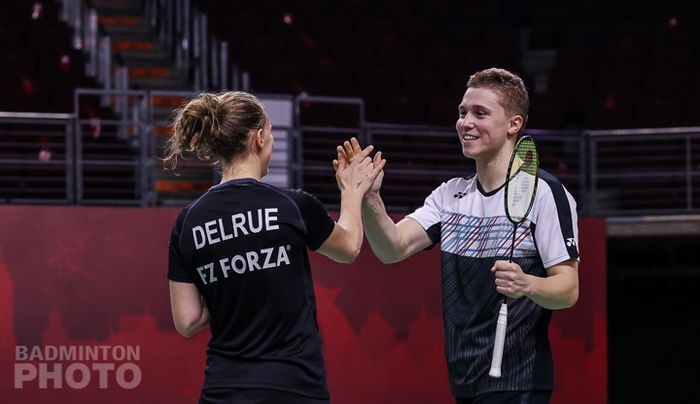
[1,0,698,403]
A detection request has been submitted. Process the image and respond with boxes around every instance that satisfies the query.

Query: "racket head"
[504,135,539,225]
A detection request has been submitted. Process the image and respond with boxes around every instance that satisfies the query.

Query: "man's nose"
[460,117,475,129]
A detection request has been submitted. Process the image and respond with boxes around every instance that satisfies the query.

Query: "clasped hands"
[332,137,385,198]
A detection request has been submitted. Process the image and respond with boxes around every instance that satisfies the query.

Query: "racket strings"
[505,137,539,224]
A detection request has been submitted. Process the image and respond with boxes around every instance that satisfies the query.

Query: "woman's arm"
[169,280,210,337]
[317,139,385,263]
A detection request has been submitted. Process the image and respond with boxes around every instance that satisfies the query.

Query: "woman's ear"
[255,128,265,149]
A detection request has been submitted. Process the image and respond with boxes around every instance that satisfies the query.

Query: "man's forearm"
[362,194,404,263]
[526,265,579,310]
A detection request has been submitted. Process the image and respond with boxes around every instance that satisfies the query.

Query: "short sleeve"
[531,174,580,269]
[406,182,445,246]
[167,209,195,282]
[288,189,335,250]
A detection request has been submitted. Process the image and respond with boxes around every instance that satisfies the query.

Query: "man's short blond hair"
[467,68,529,133]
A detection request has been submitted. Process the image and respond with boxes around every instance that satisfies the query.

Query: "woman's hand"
[332,137,385,196]
[333,137,386,198]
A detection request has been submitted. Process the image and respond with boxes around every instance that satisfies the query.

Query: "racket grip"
[489,302,508,378]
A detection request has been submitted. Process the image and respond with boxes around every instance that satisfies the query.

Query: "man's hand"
[491,260,533,298]
[333,137,385,199]
[332,137,385,195]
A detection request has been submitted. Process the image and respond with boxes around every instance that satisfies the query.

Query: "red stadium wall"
[0,206,606,403]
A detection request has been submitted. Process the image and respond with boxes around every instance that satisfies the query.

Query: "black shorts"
[455,390,551,404]
[199,388,329,404]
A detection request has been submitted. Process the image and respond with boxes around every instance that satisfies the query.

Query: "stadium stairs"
[93,0,213,205]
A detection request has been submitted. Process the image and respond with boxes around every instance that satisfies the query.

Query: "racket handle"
[489,302,508,378]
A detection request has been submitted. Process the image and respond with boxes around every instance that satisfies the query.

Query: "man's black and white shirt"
[407,170,580,397]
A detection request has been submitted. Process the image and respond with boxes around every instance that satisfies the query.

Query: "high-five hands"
[333,137,385,199]
[332,137,386,195]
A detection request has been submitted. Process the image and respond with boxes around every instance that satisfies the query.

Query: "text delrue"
[192,208,279,250]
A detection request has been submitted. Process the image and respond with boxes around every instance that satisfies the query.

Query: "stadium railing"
[2,92,699,216]
[588,127,700,216]
[0,112,74,204]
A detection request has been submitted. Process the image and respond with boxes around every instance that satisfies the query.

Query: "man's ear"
[508,115,523,136]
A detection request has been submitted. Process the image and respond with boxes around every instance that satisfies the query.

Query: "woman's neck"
[219,157,262,183]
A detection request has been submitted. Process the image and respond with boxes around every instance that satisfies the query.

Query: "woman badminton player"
[165,91,384,403]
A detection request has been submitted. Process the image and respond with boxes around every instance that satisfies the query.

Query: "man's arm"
[531,259,579,309]
[492,259,579,310]
[362,192,433,264]
[337,137,432,264]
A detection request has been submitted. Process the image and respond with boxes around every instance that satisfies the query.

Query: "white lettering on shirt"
[193,245,294,285]
[192,208,280,250]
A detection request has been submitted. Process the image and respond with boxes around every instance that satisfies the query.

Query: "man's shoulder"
[438,174,476,191]
[423,175,477,204]
[538,169,563,188]
[536,169,573,198]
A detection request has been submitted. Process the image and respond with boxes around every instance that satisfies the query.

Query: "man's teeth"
[462,135,478,140]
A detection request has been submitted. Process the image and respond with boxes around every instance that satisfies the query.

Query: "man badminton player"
[338,68,579,404]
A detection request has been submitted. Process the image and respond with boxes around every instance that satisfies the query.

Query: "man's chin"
[461,148,477,159]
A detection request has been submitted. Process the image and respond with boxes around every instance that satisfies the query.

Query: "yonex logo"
[453,192,467,199]
[566,238,577,247]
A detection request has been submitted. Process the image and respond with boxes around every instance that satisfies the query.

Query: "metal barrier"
[366,123,473,210]
[294,95,365,204]
[2,92,700,216]
[73,88,151,205]
[0,90,299,207]
[587,127,700,216]
[0,112,74,204]
[528,129,588,214]
[294,94,699,215]
[360,125,588,212]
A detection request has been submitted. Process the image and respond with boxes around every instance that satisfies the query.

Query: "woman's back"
[165,91,382,402]
[168,178,334,398]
